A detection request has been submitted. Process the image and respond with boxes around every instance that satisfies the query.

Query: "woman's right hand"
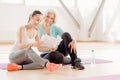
[36,41,43,47]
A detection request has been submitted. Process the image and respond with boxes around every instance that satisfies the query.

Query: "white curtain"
[77,0,120,41]
[103,0,120,41]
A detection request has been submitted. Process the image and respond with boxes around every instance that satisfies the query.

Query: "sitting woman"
[38,9,85,70]
[8,10,60,72]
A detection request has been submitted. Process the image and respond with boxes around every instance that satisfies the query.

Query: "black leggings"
[41,32,79,66]
[57,32,77,64]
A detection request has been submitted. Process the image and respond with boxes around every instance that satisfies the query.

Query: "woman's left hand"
[50,47,57,51]
[68,40,77,54]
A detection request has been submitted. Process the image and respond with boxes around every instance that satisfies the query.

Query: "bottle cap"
[91,49,94,52]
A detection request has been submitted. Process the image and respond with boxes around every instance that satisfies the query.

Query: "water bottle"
[91,49,95,64]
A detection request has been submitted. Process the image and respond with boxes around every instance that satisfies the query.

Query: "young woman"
[38,9,85,70]
[8,10,60,72]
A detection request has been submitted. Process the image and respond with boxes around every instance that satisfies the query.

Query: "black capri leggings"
[41,32,80,66]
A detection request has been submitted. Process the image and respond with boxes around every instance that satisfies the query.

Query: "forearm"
[18,43,34,49]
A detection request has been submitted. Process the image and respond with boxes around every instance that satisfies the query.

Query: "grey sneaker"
[72,58,85,70]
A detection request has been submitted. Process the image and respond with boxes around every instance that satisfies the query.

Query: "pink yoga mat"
[73,75,120,80]
[0,59,112,69]
[0,63,7,70]
[81,59,112,64]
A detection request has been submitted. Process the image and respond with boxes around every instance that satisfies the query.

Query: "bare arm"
[35,30,56,52]
[68,39,77,53]
[18,27,32,49]
[18,27,55,51]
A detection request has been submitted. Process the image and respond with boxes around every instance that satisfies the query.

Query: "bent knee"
[49,51,64,63]
[9,52,28,64]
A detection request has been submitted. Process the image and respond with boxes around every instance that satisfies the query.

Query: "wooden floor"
[0,42,120,80]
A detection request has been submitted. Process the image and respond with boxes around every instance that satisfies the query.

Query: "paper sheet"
[40,35,62,48]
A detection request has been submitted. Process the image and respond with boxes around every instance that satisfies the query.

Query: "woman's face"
[44,12,55,26]
[30,14,42,28]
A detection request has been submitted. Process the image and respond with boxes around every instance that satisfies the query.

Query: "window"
[0,0,75,7]
[103,0,120,41]
[25,0,60,6]
[1,0,23,4]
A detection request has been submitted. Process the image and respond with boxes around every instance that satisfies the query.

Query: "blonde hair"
[44,9,56,23]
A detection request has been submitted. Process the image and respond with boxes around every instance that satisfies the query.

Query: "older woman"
[38,9,85,70]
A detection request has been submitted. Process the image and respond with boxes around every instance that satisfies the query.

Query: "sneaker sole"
[72,66,85,70]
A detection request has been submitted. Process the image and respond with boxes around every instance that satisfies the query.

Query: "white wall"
[0,5,81,41]
[0,4,105,41]
[1,1,120,42]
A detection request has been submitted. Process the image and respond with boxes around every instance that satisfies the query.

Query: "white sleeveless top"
[12,26,37,52]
